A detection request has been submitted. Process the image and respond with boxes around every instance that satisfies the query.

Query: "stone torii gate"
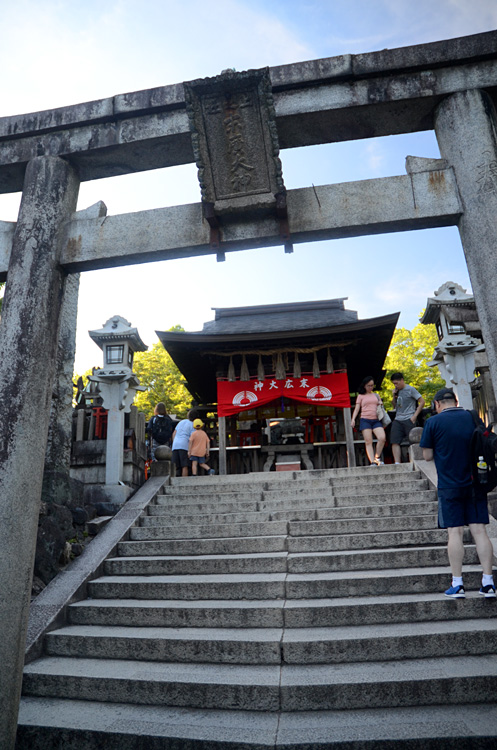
[1,30,497,747]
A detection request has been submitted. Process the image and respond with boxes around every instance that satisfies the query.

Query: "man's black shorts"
[172,449,189,469]
[390,418,414,445]
[438,485,489,528]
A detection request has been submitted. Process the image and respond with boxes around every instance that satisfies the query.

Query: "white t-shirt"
[172,419,195,450]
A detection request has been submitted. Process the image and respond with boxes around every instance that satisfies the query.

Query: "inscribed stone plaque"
[184,68,285,216]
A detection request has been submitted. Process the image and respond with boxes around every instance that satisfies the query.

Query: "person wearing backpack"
[147,402,175,461]
[420,388,496,598]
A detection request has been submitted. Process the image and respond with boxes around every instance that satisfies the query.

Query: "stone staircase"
[17,464,497,748]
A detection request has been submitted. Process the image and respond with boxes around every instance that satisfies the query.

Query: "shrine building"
[157,298,398,474]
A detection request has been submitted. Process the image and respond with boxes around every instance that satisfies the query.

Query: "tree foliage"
[132,339,192,419]
[377,322,445,409]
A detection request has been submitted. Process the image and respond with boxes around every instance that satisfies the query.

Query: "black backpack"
[150,415,174,445]
[468,409,497,491]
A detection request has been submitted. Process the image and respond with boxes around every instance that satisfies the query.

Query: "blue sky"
[0,0,496,372]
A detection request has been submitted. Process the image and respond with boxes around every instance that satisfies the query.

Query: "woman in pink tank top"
[350,376,386,465]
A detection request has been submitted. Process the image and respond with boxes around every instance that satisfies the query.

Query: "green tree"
[378,321,445,408]
[132,339,192,419]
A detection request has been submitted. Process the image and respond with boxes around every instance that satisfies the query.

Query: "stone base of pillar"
[93,484,133,506]
[151,460,171,478]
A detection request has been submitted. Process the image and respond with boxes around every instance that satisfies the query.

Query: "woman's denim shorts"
[359,417,383,431]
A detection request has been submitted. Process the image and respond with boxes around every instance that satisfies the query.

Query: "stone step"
[160,467,418,496]
[88,573,288,600]
[68,590,497,630]
[119,535,289,557]
[22,656,281,711]
[153,488,437,514]
[330,470,421,486]
[144,506,317,525]
[166,464,414,491]
[129,520,289,541]
[155,496,261,512]
[106,544,473,577]
[286,544,478,573]
[131,512,437,542]
[105,552,289,576]
[43,617,497,666]
[285,566,485,600]
[45,624,283,665]
[87,567,486,601]
[159,476,426,502]
[16,697,497,749]
[331,478,428,495]
[281,618,497,664]
[142,500,438,527]
[280,655,497,711]
[287,527,464,552]
[288,513,437,537]
[69,598,287,628]
[22,653,497,711]
[119,527,460,557]
[332,488,436,507]
[284,590,497,627]
[159,490,264,504]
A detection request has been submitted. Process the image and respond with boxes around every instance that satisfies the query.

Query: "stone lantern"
[421,282,485,410]
[88,315,147,504]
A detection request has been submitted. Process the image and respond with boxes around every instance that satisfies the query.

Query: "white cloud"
[322,0,497,53]
[0,0,315,118]
[365,142,385,174]
[374,270,473,319]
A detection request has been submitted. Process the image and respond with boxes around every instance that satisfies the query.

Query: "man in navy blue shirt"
[420,388,495,598]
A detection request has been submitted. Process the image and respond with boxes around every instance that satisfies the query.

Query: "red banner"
[217,372,351,417]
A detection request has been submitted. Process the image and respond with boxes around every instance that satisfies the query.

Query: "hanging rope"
[326,347,334,373]
[293,352,301,378]
[202,341,355,358]
[257,355,265,380]
[227,356,235,381]
[240,354,250,381]
[275,352,286,380]
[312,351,320,378]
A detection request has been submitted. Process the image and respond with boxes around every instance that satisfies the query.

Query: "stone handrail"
[25,475,168,664]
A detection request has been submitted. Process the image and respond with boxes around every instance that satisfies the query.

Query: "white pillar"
[343,407,356,468]
[218,416,227,475]
[105,392,125,485]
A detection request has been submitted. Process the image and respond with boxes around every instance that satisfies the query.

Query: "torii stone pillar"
[435,90,497,401]
[0,156,79,749]
[42,271,81,506]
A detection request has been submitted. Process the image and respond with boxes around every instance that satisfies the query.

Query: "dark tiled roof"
[201,299,357,334]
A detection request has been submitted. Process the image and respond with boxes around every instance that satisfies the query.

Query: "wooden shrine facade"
[158,298,398,473]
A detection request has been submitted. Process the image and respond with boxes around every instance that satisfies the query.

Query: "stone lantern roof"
[89,315,147,352]
[420,282,475,325]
